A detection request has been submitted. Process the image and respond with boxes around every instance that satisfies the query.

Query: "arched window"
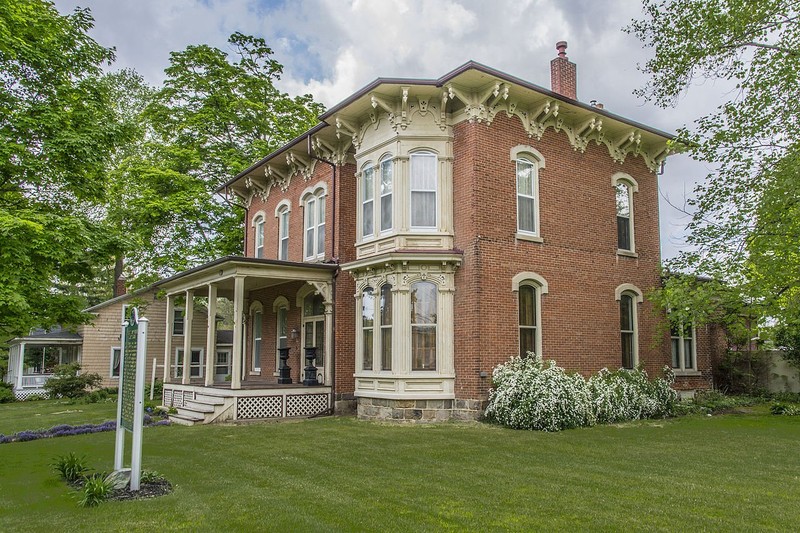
[253,215,265,258]
[303,292,325,367]
[616,284,642,369]
[362,287,374,371]
[362,164,374,239]
[512,272,548,357]
[516,158,538,235]
[379,156,393,233]
[275,201,291,261]
[273,296,289,373]
[250,302,263,372]
[410,151,437,229]
[613,173,638,253]
[301,186,326,261]
[411,281,437,370]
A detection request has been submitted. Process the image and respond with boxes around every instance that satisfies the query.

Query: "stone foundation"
[357,397,485,422]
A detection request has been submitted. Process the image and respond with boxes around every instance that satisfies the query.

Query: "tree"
[0,0,129,338]
[628,1,800,329]
[115,33,324,286]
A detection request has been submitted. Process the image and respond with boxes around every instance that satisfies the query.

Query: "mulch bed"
[108,479,173,501]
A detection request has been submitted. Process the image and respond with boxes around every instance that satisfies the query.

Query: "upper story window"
[511,146,545,240]
[410,151,437,230]
[173,308,184,336]
[671,323,696,371]
[379,157,393,233]
[301,185,326,261]
[253,214,265,258]
[361,156,394,242]
[616,283,643,369]
[613,173,638,254]
[411,281,437,370]
[275,201,291,261]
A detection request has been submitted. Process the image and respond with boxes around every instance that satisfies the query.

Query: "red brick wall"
[451,113,706,399]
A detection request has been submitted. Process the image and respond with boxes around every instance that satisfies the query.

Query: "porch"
[5,329,82,400]
[155,256,337,424]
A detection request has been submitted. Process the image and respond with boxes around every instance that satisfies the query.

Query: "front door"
[215,349,231,383]
[302,292,326,385]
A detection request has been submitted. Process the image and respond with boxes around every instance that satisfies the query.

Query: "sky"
[53,0,730,261]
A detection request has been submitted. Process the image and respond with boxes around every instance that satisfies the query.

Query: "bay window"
[411,281,437,370]
[410,152,437,229]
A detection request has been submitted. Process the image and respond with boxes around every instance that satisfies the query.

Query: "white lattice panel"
[163,389,173,406]
[14,388,49,401]
[286,393,329,417]
[237,396,283,419]
[172,390,185,408]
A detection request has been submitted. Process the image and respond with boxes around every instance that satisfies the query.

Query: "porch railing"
[19,374,53,388]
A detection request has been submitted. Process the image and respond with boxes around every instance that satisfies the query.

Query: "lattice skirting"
[14,388,49,400]
[235,393,330,419]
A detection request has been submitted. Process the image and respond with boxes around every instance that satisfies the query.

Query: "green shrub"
[43,363,102,399]
[770,402,800,416]
[587,367,677,423]
[0,382,15,403]
[145,378,163,400]
[78,473,113,507]
[52,452,90,483]
[691,390,764,413]
[140,470,165,483]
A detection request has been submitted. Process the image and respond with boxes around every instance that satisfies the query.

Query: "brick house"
[155,43,721,423]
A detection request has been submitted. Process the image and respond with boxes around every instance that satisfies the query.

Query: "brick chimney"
[550,41,577,100]
[113,275,127,297]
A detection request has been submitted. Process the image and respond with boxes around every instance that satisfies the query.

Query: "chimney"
[550,41,577,100]
[114,275,127,298]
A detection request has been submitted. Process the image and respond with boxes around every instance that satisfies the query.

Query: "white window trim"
[410,280,438,371]
[172,308,185,336]
[671,322,699,374]
[300,183,327,261]
[379,155,394,234]
[173,347,205,379]
[512,272,549,358]
[612,173,638,256]
[275,201,291,261]
[110,346,121,379]
[360,162,375,242]
[250,301,263,373]
[409,151,438,231]
[615,283,643,369]
[510,145,545,242]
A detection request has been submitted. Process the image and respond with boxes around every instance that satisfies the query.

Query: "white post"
[114,320,127,472]
[163,295,174,383]
[205,284,217,386]
[231,276,244,390]
[16,342,25,390]
[150,357,157,401]
[130,317,148,491]
[182,290,194,385]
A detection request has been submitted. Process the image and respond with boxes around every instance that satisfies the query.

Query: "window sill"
[273,371,280,377]
[250,370,261,376]
[616,249,638,258]
[515,233,544,243]
[673,370,702,377]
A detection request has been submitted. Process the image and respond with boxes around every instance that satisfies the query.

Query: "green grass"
[0,401,798,532]
[0,399,118,435]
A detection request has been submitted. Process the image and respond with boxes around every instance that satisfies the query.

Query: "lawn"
[0,401,798,532]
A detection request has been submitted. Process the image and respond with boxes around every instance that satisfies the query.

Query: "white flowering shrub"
[485,355,678,431]
[484,355,594,431]
[587,367,677,424]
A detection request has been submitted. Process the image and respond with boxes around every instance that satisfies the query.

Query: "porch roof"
[156,256,337,297]
[9,328,83,346]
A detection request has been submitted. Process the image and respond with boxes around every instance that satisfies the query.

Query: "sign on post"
[114,308,149,491]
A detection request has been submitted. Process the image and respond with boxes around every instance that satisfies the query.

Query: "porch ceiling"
[157,256,337,297]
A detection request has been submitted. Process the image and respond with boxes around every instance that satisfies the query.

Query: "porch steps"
[169,394,232,426]
[169,413,203,426]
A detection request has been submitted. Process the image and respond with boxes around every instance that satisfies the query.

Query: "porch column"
[324,301,333,387]
[204,284,217,386]
[231,276,245,389]
[16,342,25,390]
[182,290,195,385]
[163,294,174,382]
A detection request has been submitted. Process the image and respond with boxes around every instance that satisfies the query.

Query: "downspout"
[307,134,339,413]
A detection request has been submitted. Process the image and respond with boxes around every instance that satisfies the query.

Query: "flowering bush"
[485,355,678,431]
[484,355,594,431]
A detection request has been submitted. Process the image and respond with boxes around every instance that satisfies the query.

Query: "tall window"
[519,285,538,357]
[380,157,393,232]
[516,158,538,235]
[411,281,437,370]
[362,165,374,238]
[110,347,121,378]
[252,310,262,371]
[254,216,265,258]
[620,293,636,369]
[173,309,184,336]
[277,206,289,260]
[276,306,288,372]
[303,188,326,260]
[380,284,393,370]
[303,293,325,367]
[616,182,632,251]
[671,323,696,371]
[410,152,437,229]
[362,287,374,371]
